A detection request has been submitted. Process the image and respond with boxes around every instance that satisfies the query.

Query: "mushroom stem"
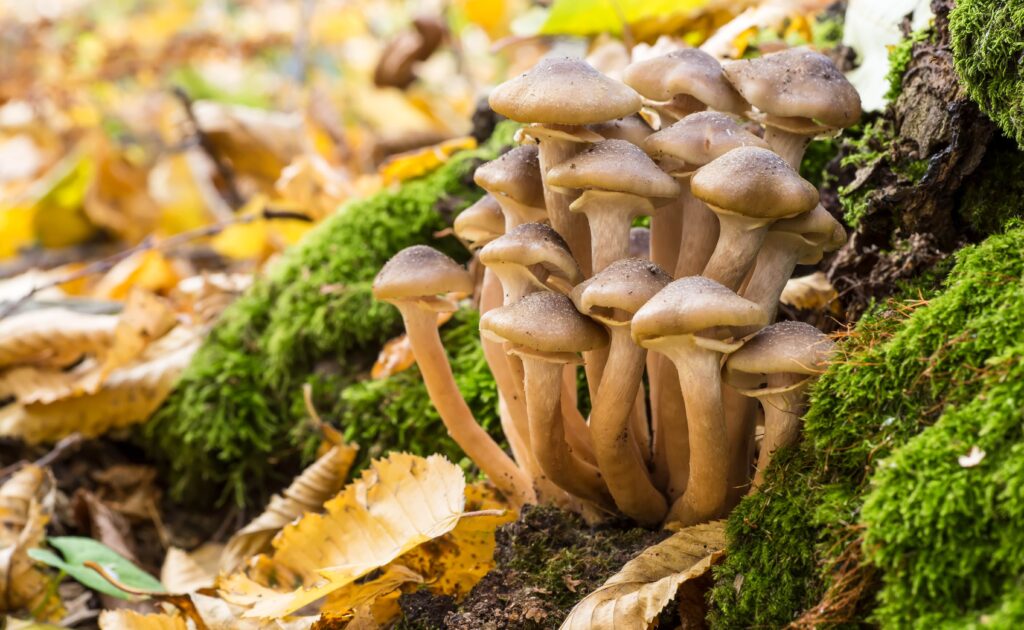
[740,240,802,325]
[763,128,809,170]
[651,199,683,274]
[649,355,689,500]
[560,376,597,465]
[536,138,593,276]
[520,356,613,508]
[701,212,771,291]
[722,383,756,504]
[590,329,667,525]
[752,373,810,488]
[674,186,720,277]
[654,338,731,525]
[571,190,652,274]
[400,304,535,507]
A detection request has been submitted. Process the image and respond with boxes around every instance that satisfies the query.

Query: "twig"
[172,86,245,210]
[0,433,86,481]
[0,208,312,321]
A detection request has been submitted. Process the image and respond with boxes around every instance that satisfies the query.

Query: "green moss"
[713,225,1024,627]
[799,137,839,189]
[957,137,1024,235]
[950,1,1024,148]
[145,123,517,506]
[885,28,932,103]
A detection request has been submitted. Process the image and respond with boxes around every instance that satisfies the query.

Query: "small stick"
[172,86,245,210]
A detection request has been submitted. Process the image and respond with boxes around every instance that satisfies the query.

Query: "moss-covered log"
[145,124,515,507]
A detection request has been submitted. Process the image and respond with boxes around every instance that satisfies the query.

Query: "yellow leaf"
[779,272,840,313]
[0,465,62,620]
[379,137,476,185]
[0,309,116,369]
[98,610,187,630]
[0,366,80,405]
[211,196,313,261]
[372,312,454,379]
[320,564,424,619]
[457,0,509,37]
[30,153,98,249]
[560,521,726,630]
[149,155,213,235]
[224,453,466,619]
[0,206,34,260]
[220,441,359,573]
[85,140,161,244]
[160,544,224,593]
[92,250,181,301]
[274,154,352,221]
[539,0,715,37]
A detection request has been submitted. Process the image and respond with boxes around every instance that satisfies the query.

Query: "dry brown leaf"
[91,250,182,301]
[560,521,727,630]
[221,453,466,619]
[98,609,188,630]
[0,465,62,620]
[371,311,452,380]
[0,365,81,404]
[220,441,358,573]
[161,544,224,593]
[190,593,316,630]
[378,137,476,185]
[84,289,177,391]
[319,564,423,620]
[780,272,840,313]
[0,327,199,443]
[0,308,116,369]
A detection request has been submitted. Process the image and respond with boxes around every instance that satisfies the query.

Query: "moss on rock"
[950,0,1024,149]
[146,123,516,506]
[712,224,1024,627]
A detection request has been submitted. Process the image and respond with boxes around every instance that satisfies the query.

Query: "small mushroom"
[490,57,643,275]
[481,292,613,508]
[632,276,768,524]
[572,258,672,525]
[374,245,534,507]
[473,145,547,231]
[723,321,834,487]
[722,48,861,168]
[373,16,447,89]
[478,223,582,304]
[546,139,680,273]
[453,194,505,251]
[690,146,819,291]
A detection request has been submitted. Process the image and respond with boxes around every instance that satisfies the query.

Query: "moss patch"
[957,135,1024,236]
[712,224,1024,627]
[146,123,516,507]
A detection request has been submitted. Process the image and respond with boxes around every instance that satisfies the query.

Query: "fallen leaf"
[98,609,188,630]
[162,544,224,593]
[560,521,727,630]
[780,272,840,313]
[0,309,117,369]
[221,440,358,573]
[372,311,453,379]
[92,250,182,301]
[539,0,714,37]
[319,564,424,620]
[379,137,476,185]
[29,536,165,600]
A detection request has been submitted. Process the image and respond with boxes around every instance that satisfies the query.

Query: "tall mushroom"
[723,321,834,487]
[489,57,642,275]
[722,48,861,168]
[473,145,547,231]
[480,292,613,508]
[632,276,768,525]
[691,146,819,291]
[572,258,672,525]
[373,245,534,507]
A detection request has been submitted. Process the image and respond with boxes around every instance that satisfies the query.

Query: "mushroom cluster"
[373,46,859,527]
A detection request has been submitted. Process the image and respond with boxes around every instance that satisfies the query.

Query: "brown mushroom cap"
[571,258,671,326]
[453,195,505,249]
[771,204,846,256]
[474,145,546,209]
[631,276,767,344]
[588,114,654,146]
[546,139,681,199]
[691,146,819,220]
[480,291,608,356]
[622,49,747,114]
[373,245,473,301]
[489,57,642,126]
[722,48,861,129]
[643,111,769,171]
[478,222,583,288]
[724,321,834,384]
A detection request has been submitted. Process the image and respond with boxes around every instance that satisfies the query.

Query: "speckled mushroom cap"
[631,276,767,345]
[722,49,861,129]
[453,195,504,250]
[373,245,473,301]
[474,146,546,209]
[622,49,747,114]
[546,139,681,199]
[489,57,642,126]
[629,227,651,260]
[480,291,608,356]
[644,112,769,171]
[724,321,834,385]
[478,223,583,288]
[691,146,819,219]
[588,115,654,146]
[571,258,671,326]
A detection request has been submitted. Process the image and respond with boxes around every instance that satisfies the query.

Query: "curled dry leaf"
[0,308,116,369]
[98,609,188,630]
[161,544,225,594]
[0,465,62,620]
[220,440,358,573]
[221,453,466,619]
[780,272,841,313]
[560,521,727,630]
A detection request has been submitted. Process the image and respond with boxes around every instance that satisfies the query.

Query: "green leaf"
[28,537,165,600]
[539,0,709,37]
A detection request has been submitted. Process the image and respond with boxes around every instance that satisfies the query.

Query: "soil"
[397,505,671,629]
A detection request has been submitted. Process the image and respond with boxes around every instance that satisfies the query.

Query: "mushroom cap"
[588,114,654,146]
[478,223,582,287]
[373,245,473,301]
[622,49,747,114]
[546,139,681,199]
[722,48,861,129]
[453,195,504,250]
[628,227,651,260]
[772,205,844,247]
[480,291,608,355]
[724,321,834,382]
[572,258,671,326]
[631,276,767,344]
[643,111,769,170]
[474,145,545,209]
[489,57,642,126]
[691,146,819,220]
